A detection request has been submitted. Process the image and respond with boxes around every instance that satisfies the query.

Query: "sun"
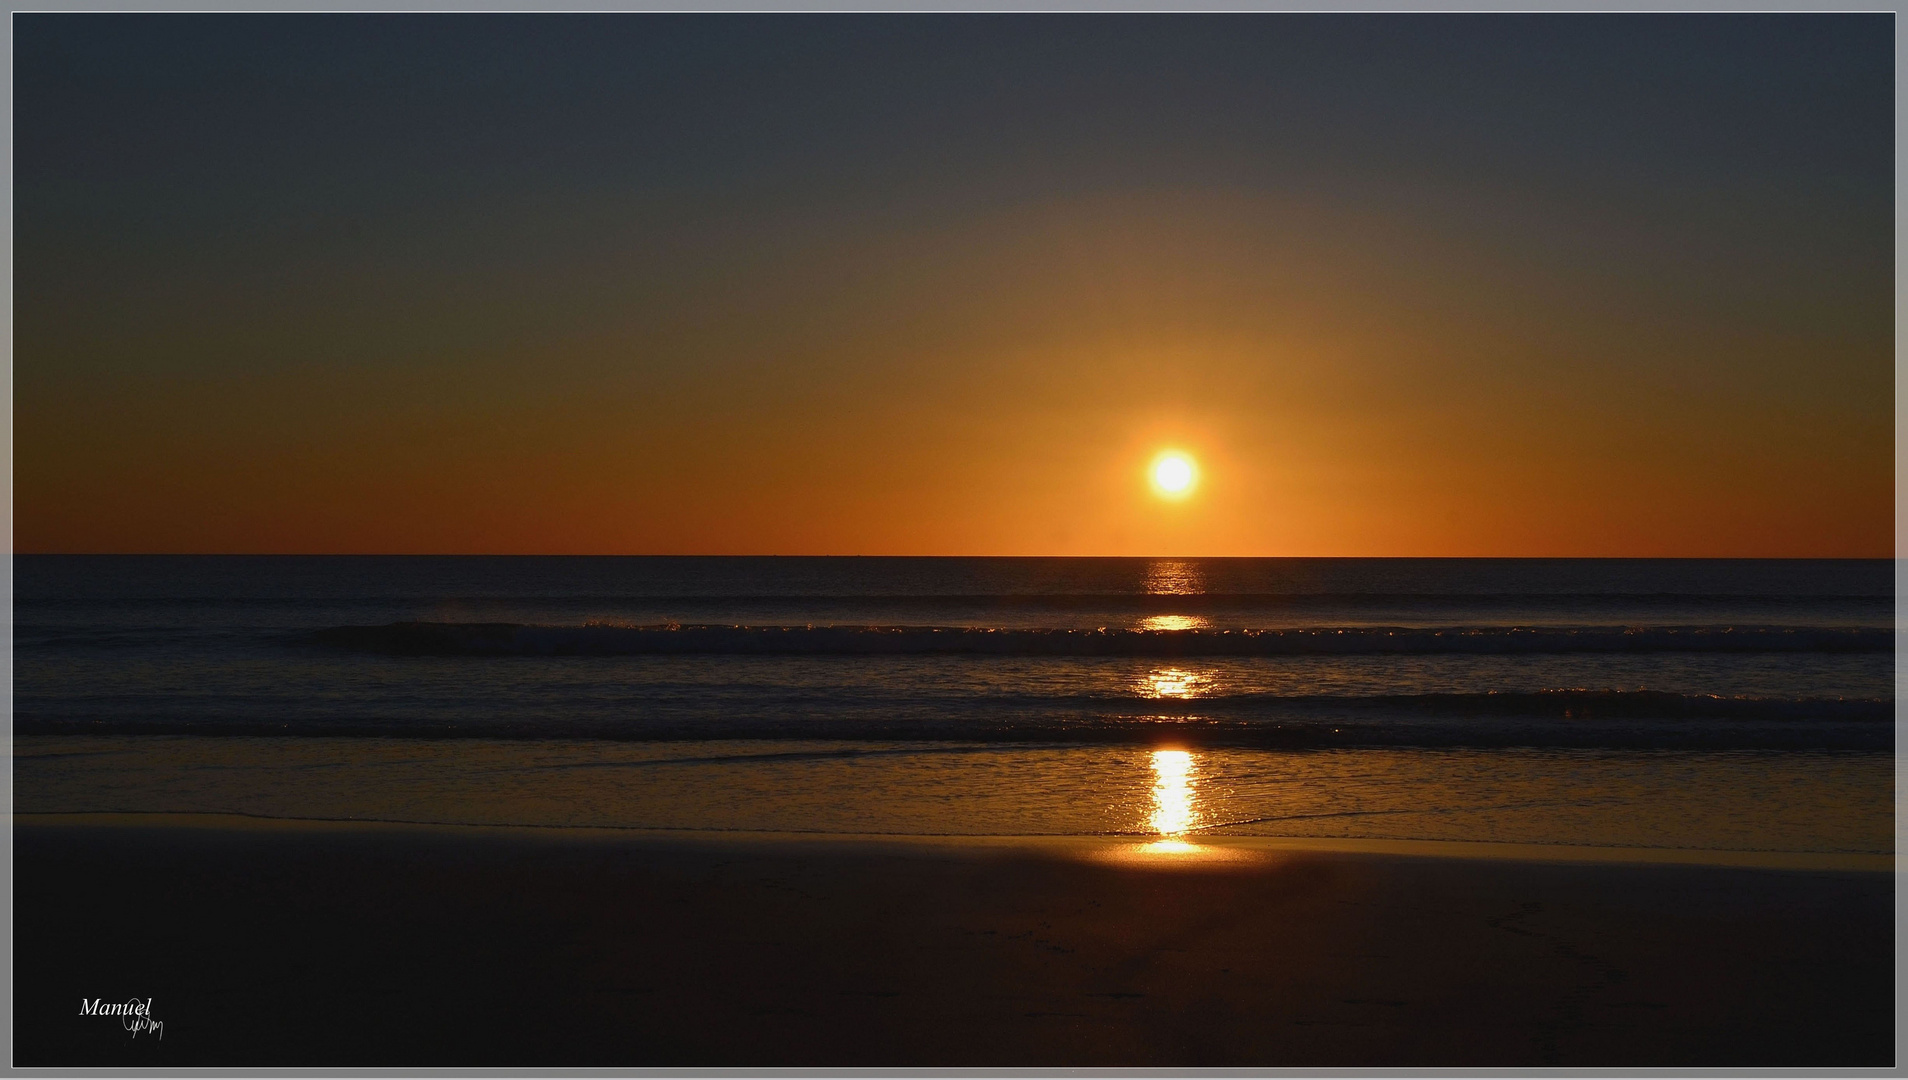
[1150,451,1198,499]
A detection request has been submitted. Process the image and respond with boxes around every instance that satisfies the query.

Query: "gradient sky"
[16,14,1893,556]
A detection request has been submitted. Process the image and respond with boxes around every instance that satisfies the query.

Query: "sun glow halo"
[1150,452,1198,498]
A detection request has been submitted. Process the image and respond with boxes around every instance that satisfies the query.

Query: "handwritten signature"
[79,998,163,1040]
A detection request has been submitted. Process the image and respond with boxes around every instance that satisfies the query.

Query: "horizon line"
[9,552,1897,561]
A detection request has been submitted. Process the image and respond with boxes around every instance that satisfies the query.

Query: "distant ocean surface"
[14,557,1897,855]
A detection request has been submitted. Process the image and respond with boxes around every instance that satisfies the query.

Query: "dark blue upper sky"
[20,16,1889,233]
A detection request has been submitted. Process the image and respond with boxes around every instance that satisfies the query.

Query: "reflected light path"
[1143,668,1199,698]
[1148,749,1197,836]
[1143,560,1205,596]
[1139,614,1210,632]
[1129,667,1205,702]
[1133,748,1208,857]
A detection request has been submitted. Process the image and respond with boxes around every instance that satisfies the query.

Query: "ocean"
[13,556,1895,858]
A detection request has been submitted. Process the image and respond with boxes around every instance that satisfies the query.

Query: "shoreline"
[19,735,1893,859]
[14,810,1894,873]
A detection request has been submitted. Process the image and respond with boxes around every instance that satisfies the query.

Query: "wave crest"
[309,621,1894,657]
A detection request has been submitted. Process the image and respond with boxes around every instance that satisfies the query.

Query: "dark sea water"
[13,557,1896,855]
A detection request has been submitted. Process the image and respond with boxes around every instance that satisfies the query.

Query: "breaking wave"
[13,687,1889,750]
[310,621,1895,657]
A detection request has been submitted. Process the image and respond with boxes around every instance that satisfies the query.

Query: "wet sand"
[14,814,1893,1067]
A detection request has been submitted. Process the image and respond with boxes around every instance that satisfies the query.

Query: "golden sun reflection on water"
[1143,560,1205,596]
[1138,614,1210,631]
[1149,749,1198,837]
[1144,668,1197,698]
[1129,667,1205,702]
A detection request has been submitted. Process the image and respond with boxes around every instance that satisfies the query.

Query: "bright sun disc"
[1151,452,1197,497]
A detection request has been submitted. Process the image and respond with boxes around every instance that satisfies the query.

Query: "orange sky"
[15,17,1893,556]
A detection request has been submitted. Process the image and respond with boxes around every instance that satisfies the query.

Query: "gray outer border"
[3,1065,1904,1075]
[3,3,1904,10]
[1893,7,1905,1079]
[3,3,1898,1079]
[6,0,17,1072]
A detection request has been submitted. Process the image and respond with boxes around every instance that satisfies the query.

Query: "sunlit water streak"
[1143,559,1205,596]
[1141,667,1207,698]
[1137,614,1211,631]
[1149,749,1197,836]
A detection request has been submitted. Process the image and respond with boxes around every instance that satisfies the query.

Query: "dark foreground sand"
[14,815,1893,1067]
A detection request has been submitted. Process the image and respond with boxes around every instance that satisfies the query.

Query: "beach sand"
[14,814,1893,1067]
